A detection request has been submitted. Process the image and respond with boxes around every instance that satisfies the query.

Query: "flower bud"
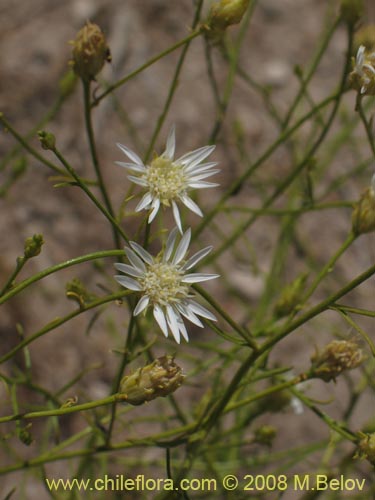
[352,174,375,235]
[355,433,375,465]
[354,24,375,54]
[340,0,364,25]
[118,356,184,406]
[24,234,44,259]
[19,424,33,446]
[254,425,277,446]
[38,130,56,151]
[310,340,364,382]
[66,278,96,309]
[70,22,111,81]
[206,0,250,41]
[273,273,308,318]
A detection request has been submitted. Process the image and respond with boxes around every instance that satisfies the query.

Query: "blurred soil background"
[0,0,374,498]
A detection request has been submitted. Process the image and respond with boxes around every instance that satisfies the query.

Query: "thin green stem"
[0,257,26,296]
[0,249,124,306]
[143,0,204,164]
[0,113,64,175]
[82,81,120,249]
[52,146,129,244]
[302,232,357,304]
[282,16,341,129]
[193,284,258,349]
[0,290,130,365]
[0,395,119,424]
[92,30,203,107]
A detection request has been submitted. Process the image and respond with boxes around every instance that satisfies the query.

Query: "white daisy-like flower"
[114,227,219,344]
[116,126,219,233]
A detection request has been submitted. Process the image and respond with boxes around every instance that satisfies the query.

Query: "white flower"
[116,126,219,233]
[114,228,219,344]
[352,45,375,95]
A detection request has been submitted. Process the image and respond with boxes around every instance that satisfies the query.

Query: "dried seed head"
[70,22,111,81]
[354,24,375,54]
[310,340,364,382]
[118,356,184,406]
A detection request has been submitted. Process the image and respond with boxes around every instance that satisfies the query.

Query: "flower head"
[114,228,219,343]
[118,356,184,405]
[116,126,219,232]
[349,45,375,95]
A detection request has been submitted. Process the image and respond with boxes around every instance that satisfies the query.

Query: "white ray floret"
[116,126,219,232]
[114,228,219,344]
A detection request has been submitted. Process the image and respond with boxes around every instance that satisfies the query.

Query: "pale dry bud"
[118,356,184,406]
[71,22,111,81]
[310,340,364,382]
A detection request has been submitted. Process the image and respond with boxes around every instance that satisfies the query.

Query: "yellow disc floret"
[141,261,188,305]
[144,157,186,206]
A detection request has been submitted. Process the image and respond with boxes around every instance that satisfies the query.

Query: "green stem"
[282,16,341,129]
[143,0,204,164]
[204,25,354,262]
[193,284,258,349]
[0,257,26,296]
[92,30,203,107]
[203,262,375,431]
[302,232,356,304]
[0,113,64,175]
[82,81,120,249]
[52,146,129,244]
[0,290,130,365]
[0,249,125,306]
[0,395,119,424]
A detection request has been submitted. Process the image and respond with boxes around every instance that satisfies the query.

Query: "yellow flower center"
[140,261,188,306]
[144,157,186,206]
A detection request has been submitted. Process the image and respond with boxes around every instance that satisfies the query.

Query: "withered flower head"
[118,356,184,406]
[310,340,364,382]
[71,22,111,81]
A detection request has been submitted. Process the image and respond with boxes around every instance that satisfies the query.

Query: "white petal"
[116,143,144,166]
[174,309,189,342]
[114,263,143,278]
[133,295,150,315]
[153,305,169,338]
[186,299,217,321]
[129,241,154,265]
[135,192,153,212]
[148,198,161,223]
[188,181,220,189]
[128,175,149,187]
[177,145,215,167]
[125,247,146,272]
[184,161,218,174]
[114,275,142,291]
[182,273,219,283]
[176,303,204,328]
[163,125,176,160]
[166,305,181,344]
[164,227,179,262]
[115,161,147,173]
[180,194,203,217]
[172,200,183,234]
[173,228,191,264]
[182,246,213,270]
[188,170,220,182]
